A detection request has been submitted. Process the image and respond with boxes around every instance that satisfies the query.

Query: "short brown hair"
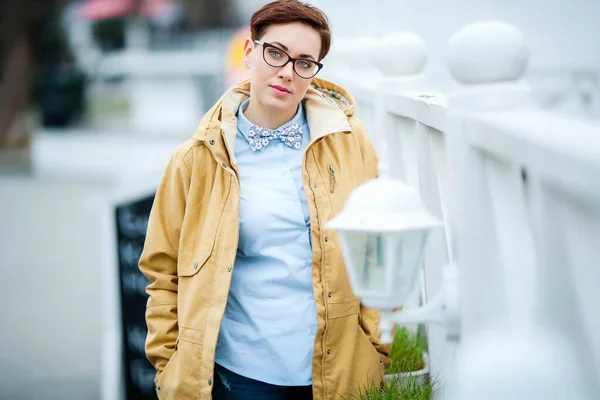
[250,0,332,61]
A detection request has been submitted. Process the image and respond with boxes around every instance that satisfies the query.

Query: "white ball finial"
[447,21,530,85]
[376,32,427,76]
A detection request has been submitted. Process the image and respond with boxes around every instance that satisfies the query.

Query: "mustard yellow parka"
[139,78,391,400]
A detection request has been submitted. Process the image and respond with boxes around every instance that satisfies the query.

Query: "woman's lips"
[271,85,291,96]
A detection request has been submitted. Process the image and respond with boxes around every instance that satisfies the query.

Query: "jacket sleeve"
[138,148,191,377]
[350,116,393,361]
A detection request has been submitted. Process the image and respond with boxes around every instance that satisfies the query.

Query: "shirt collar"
[236,98,306,141]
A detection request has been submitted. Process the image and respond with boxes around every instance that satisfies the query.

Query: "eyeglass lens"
[263,46,319,78]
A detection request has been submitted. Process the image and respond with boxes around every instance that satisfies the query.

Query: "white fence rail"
[328,20,600,399]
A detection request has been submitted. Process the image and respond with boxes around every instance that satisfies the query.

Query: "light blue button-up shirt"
[214,98,317,386]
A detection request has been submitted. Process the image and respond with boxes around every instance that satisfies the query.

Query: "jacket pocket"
[177,179,229,277]
[177,238,217,277]
[156,345,179,393]
[328,297,361,319]
[355,323,386,382]
[156,327,204,399]
[323,299,384,399]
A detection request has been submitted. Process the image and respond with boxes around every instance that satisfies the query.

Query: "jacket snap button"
[209,139,215,145]
[193,261,199,269]
[324,237,328,242]
[328,292,332,298]
[380,358,384,363]
[327,349,331,355]
[156,385,160,390]
[227,265,232,272]
[208,378,213,385]
[221,162,227,168]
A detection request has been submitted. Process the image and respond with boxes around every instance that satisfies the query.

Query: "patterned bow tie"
[247,123,303,152]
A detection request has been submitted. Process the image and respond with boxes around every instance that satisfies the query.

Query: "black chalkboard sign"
[115,194,158,400]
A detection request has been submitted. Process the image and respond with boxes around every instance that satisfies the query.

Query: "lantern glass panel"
[340,229,429,306]
[393,230,428,302]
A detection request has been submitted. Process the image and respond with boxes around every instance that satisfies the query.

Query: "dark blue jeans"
[212,363,313,400]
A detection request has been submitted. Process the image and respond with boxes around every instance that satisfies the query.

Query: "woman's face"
[243,22,322,115]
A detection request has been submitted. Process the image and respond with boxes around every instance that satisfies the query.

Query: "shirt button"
[309,293,314,300]
[305,261,311,267]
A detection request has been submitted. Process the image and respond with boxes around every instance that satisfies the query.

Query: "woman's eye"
[269,50,282,58]
[298,61,311,69]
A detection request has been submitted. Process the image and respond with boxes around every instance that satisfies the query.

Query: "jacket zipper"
[302,145,329,397]
[328,165,336,193]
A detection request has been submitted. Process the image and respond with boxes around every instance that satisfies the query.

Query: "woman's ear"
[242,38,253,69]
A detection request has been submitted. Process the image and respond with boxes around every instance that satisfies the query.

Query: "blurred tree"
[0,0,45,162]
[0,0,86,158]
[0,0,76,163]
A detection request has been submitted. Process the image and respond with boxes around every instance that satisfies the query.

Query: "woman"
[139,1,390,399]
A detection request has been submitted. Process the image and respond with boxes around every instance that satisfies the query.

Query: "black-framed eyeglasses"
[254,40,323,79]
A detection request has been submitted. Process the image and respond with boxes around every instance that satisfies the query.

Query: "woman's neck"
[244,100,298,130]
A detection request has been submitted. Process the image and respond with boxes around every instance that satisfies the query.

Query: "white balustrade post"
[445,19,535,340]
[369,31,458,382]
[444,21,595,400]
[367,33,431,341]
[326,32,429,170]
[371,32,462,389]
[443,21,534,400]
[528,136,600,397]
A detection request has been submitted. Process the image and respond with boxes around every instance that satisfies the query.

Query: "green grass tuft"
[341,373,437,400]
[386,326,427,375]
[341,325,438,400]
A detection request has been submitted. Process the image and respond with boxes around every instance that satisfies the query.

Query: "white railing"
[328,20,600,399]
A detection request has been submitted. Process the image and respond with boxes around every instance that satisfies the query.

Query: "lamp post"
[325,169,458,343]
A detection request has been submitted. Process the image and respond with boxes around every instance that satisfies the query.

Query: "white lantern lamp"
[326,174,442,342]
